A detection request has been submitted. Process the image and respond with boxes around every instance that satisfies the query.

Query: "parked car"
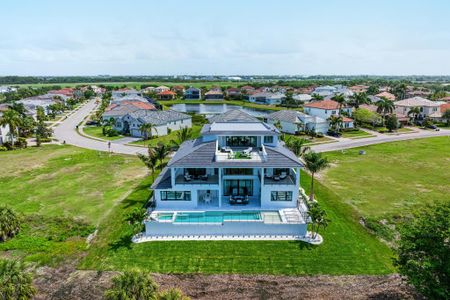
[426,124,440,131]
[327,130,342,138]
[86,120,99,126]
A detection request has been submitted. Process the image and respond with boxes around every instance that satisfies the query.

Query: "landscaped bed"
[83,125,124,141]
[340,129,373,139]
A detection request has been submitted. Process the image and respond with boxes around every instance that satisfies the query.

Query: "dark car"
[426,124,440,131]
[85,120,99,126]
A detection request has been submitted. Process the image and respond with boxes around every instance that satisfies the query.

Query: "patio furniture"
[199,174,208,181]
[222,146,232,153]
[273,175,280,181]
[184,174,192,181]
[242,147,252,156]
[279,172,287,180]
[227,149,234,159]
[203,193,211,204]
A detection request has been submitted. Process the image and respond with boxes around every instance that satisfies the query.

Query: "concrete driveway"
[53,99,147,155]
[53,99,450,155]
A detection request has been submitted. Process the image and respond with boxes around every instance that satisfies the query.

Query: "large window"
[185,168,206,176]
[271,191,293,201]
[264,135,274,143]
[224,179,253,196]
[224,168,253,175]
[225,136,257,147]
[160,191,191,201]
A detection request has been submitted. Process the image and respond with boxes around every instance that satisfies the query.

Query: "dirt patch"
[33,266,421,300]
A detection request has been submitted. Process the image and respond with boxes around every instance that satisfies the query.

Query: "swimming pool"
[172,211,262,224]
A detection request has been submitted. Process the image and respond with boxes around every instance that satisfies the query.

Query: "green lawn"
[83,125,124,141]
[321,137,450,237]
[129,125,202,147]
[341,129,373,139]
[80,170,394,275]
[0,145,147,264]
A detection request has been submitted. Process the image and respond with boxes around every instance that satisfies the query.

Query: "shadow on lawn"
[108,233,134,251]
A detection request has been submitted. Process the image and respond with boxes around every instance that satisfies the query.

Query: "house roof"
[185,87,201,92]
[158,90,176,95]
[208,109,259,123]
[129,110,191,126]
[165,139,302,169]
[359,104,378,113]
[304,99,345,110]
[440,103,450,113]
[266,110,306,124]
[394,97,440,107]
[342,117,353,123]
[205,90,223,95]
[375,91,396,100]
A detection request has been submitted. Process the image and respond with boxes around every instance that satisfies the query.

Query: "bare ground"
[33,265,422,300]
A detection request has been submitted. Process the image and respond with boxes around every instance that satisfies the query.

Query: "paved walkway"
[53,100,450,155]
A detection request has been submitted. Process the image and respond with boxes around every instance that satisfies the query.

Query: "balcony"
[175,174,219,185]
[264,174,296,185]
[215,142,268,162]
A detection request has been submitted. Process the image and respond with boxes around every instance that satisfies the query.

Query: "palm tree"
[0,206,20,242]
[328,115,343,133]
[150,143,170,170]
[102,118,116,136]
[307,202,330,239]
[407,107,421,124]
[376,97,395,127]
[0,109,21,143]
[286,137,310,157]
[349,92,370,108]
[104,271,159,300]
[139,123,157,146]
[137,151,159,179]
[331,93,346,116]
[0,259,36,300]
[303,152,330,201]
[171,127,192,146]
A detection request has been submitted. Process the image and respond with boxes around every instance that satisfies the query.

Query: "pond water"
[169,103,272,117]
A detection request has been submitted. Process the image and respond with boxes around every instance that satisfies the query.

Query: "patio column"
[218,168,222,207]
[171,168,175,187]
[295,167,300,186]
[261,167,264,185]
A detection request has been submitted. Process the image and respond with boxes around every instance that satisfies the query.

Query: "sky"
[1,0,449,76]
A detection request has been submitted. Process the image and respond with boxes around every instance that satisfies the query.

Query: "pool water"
[173,211,262,223]
[157,213,174,221]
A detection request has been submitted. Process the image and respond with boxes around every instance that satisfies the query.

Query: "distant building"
[248,92,285,105]
[112,88,142,100]
[0,86,17,94]
[17,95,65,118]
[312,85,353,97]
[394,97,442,120]
[304,100,354,129]
[375,91,396,101]
[293,94,312,103]
[266,110,329,134]
[48,88,75,98]
[204,89,224,100]
[225,88,241,99]
[158,90,177,100]
[154,86,171,94]
[184,87,202,100]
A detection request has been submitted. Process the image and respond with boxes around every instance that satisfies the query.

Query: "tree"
[137,150,159,179]
[139,123,157,146]
[36,106,47,122]
[392,83,407,100]
[158,288,190,300]
[35,120,53,147]
[104,271,159,300]
[353,108,381,126]
[407,107,421,124]
[286,137,310,157]
[171,127,192,146]
[376,97,395,126]
[331,93,346,116]
[0,207,20,242]
[366,85,379,95]
[0,259,36,300]
[307,202,330,239]
[394,202,450,299]
[442,109,450,126]
[385,114,399,132]
[328,115,343,133]
[349,92,370,108]
[150,143,170,170]
[303,152,330,201]
[102,118,116,136]
[311,93,324,101]
[0,109,21,143]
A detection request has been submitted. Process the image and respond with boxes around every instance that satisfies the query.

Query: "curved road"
[54,99,450,155]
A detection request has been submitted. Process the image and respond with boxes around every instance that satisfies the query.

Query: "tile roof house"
[48,88,74,98]
[171,85,186,95]
[375,91,396,101]
[248,92,285,105]
[145,109,308,239]
[204,89,224,100]
[304,100,354,129]
[158,90,177,100]
[265,110,329,134]
[394,97,442,120]
[225,88,241,99]
[103,100,156,119]
[154,86,170,93]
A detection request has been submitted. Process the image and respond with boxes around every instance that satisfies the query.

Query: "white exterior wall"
[395,105,440,118]
[0,124,11,145]
[304,107,352,119]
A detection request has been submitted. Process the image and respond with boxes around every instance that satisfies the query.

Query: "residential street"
[53,99,450,155]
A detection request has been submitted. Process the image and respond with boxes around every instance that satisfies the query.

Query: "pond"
[169,103,272,117]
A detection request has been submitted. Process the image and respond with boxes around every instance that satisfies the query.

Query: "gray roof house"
[265,110,329,134]
[144,109,309,239]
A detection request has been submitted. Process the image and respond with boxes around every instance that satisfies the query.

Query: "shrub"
[0,207,20,242]
[107,129,119,137]
[0,259,36,300]
[105,271,159,300]
[316,132,324,138]
[14,137,28,149]
[0,146,7,151]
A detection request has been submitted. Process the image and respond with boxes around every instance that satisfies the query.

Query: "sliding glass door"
[223,179,253,196]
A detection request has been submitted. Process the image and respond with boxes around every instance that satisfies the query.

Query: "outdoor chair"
[279,172,287,180]
[184,174,192,181]
[243,147,252,156]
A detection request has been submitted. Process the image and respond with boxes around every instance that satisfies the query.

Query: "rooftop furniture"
[279,172,287,180]
[243,147,253,156]
[184,174,192,181]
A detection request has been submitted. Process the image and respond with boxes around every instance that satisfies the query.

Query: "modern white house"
[265,110,329,134]
[293,94,313,103]
[145,110,308,238]
[312,85,353,97]
[304,100,354,129]
[105,109,192,137]
[248,92,285,105]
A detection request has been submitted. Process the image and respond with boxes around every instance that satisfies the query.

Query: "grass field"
[0,145,147,264]
[341,129,373,139]
[83,125,124,141]
[80,170,394,275]
[129,125,202,147]
[321,137,450,238]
